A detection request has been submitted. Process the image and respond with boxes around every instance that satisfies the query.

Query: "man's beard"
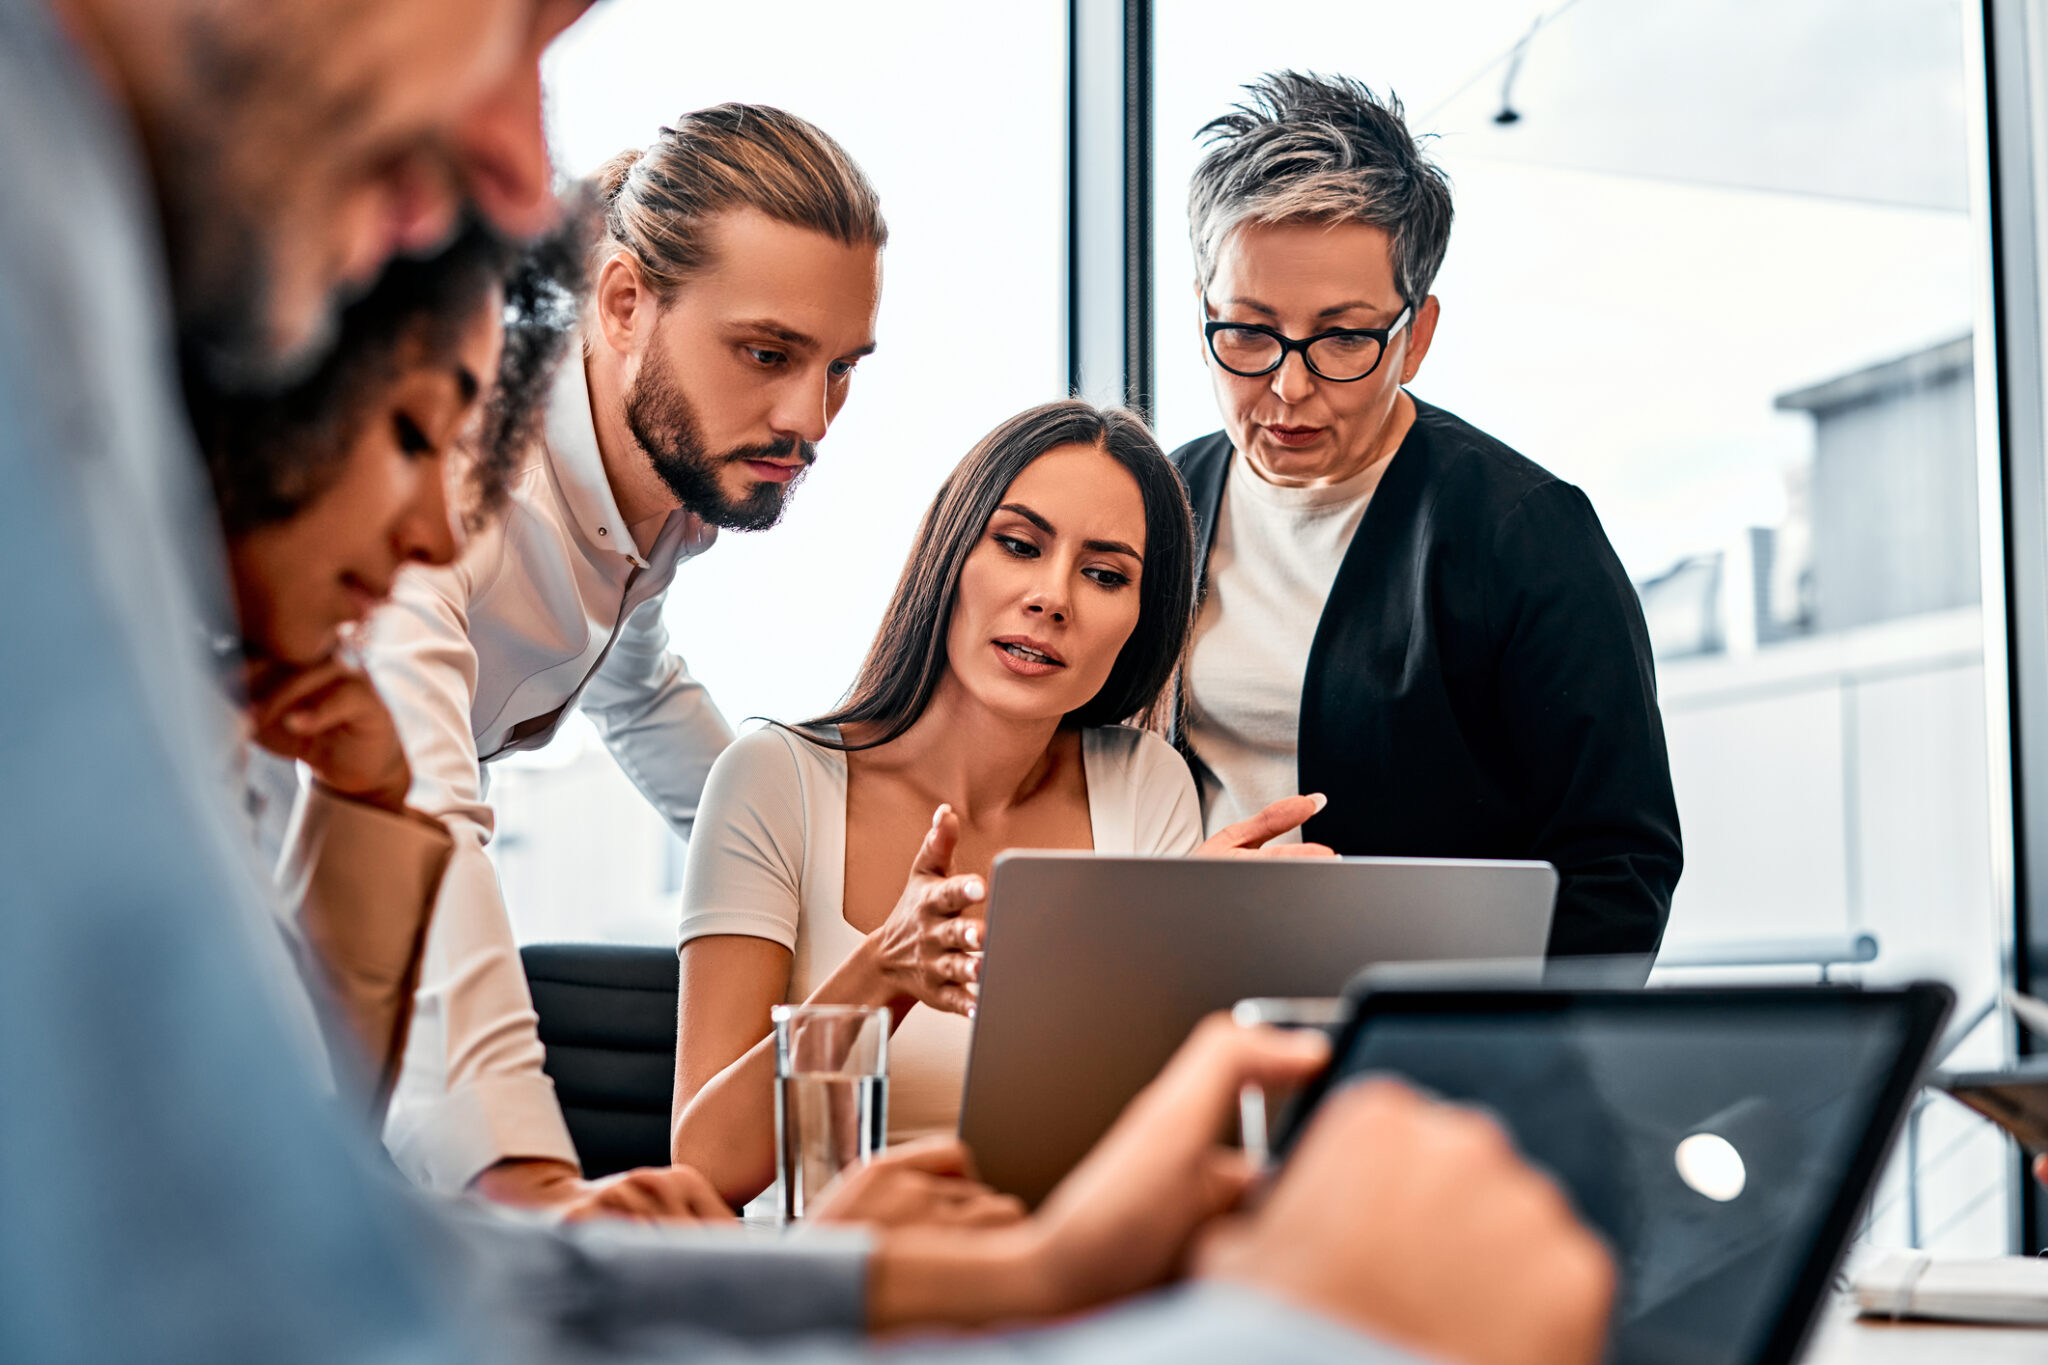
[624,343,815,532]
[160,18,329,395]
[172,204,310,395]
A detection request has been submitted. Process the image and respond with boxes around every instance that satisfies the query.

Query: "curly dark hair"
[186,201,596,537]
[467,189,598,526]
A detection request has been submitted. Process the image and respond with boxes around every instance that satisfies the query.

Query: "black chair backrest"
[520,943,678,1179]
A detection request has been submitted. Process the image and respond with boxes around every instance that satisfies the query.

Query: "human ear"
[593,252,651,359]
[1401,295,1442,384]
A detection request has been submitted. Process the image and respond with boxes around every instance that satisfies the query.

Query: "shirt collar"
[651,505,720,571]
[545,349,647,566]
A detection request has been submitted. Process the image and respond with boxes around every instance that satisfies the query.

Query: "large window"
[1151,0,2011,1252]
[489,0,2030,1253]
[491,1,1066,945]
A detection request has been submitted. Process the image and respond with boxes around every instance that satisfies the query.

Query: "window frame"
[1982,0,2048,1254]
[1066,0,2047,1252]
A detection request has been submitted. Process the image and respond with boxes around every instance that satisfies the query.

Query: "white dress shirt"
[370,351,734,1190]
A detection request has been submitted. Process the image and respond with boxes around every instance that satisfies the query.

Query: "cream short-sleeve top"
[676,722,1204,1142]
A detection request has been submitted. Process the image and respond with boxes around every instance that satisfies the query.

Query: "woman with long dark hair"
[669,399,1324,1206]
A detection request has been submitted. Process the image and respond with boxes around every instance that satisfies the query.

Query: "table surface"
[1800,1298,2048,1363]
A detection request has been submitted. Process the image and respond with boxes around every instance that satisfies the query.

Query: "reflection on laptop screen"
[1313,994,1923,1365]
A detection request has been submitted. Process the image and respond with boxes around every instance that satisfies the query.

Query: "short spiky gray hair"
[1188,72,1453,308]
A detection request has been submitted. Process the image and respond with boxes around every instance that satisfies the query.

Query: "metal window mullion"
[1064,0,1153,423]
[1981,0,2048,1254]
[1121,0,1153,422]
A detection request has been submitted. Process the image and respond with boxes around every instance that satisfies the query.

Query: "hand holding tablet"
[1198,1076,1615,1365]
[1264,984,1951,1365]
[1935,991,2048,1169]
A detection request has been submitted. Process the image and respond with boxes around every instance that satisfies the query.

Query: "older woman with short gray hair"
[1169,72,1681,963]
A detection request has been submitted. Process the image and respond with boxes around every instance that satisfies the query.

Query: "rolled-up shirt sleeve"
[368,551,580,1190]
[438,1203,873,1346]
[626,1280,1435,1364]
[440,1206,1427,1364]
[881,1282,1437,1365]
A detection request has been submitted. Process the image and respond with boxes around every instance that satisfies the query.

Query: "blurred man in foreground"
[0,0,1614,1359]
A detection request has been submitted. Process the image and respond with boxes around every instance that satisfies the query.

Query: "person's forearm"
[472,1156,586,1208]
[671,939,913,1206]
[671,1038,782,1206]
[808,933,916,1017]
[867,1224,1065,1332]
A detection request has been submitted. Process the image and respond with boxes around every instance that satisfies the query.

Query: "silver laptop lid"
[958,852,1557,1205]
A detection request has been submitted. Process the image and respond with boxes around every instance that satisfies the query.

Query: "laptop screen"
[1278,987,1948,1365]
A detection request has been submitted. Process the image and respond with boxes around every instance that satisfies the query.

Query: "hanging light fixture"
[1494,17,1538,125]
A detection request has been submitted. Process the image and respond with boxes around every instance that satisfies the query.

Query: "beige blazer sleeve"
[277,782,454,1124]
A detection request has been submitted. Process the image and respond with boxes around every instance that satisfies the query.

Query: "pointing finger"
[911,803,960,881]
[1249,842,1339,860]
[1206,793,1328,852]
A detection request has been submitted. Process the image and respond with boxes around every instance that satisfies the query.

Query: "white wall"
[487,714,683,947]
[1652,606,2011,1253]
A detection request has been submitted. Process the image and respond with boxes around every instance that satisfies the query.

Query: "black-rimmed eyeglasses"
[1203,300,1413,383]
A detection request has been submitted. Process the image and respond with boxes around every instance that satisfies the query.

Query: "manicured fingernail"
[964,923,982,949]
[963,878,985,900]
[932,805,948,827]
[966,1003,978,1019]
[1308,792,1328,813]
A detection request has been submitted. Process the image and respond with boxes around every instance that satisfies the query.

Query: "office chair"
[520,943,678,1179]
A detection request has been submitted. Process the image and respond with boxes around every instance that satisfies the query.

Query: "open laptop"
[957,852,1557,1205]
[1274,984,1954,1365]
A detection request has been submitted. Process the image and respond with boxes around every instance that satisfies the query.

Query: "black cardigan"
[1170,398,1683,960]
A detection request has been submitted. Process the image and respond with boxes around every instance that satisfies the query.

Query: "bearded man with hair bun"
[367,103,896,1212]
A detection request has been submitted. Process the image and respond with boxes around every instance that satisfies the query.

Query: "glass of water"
[772,1003,889,1222]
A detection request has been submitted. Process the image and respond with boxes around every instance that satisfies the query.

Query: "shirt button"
[597,527,608,537]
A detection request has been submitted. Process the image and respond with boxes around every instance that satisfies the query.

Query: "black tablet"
[1936,1057,2048,1150]
[1273,984,1953,1365]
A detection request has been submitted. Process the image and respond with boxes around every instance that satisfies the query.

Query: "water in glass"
[776,1071,886,1220]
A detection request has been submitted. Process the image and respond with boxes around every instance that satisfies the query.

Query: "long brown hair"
[802,400,1195,751]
